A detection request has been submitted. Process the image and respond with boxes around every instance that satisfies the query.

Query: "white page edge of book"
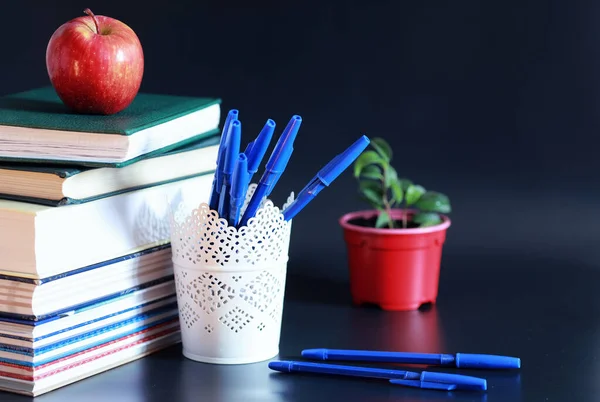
[0,280,176,333]
[0,245,173,292]
[0,173,213,277]
[64,144,219,199]
[0,103,220,163]
[0,330,181,397]
[0,310,179,364]
[0,264,174,317]
[0,320,180,376]
[0,296,178,349]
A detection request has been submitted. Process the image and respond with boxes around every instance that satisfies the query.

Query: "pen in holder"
[168,183,294,364]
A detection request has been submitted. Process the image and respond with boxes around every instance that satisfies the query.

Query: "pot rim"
[339,209,451,235]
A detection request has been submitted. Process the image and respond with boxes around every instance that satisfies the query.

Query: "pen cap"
[216,110,239,166]
[420,371,487,391]
[319,135,370,185]
[223,120,242,175]
[265,115,302,174]
[456,353,521,369]
[231,154,250,200]
[246,119,276,174]
[215,110,239,190]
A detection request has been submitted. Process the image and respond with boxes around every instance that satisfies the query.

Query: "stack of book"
[0,87,222,396]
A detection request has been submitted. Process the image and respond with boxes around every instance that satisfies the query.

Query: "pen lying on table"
[269,360,487,391]
[301,348,521,370]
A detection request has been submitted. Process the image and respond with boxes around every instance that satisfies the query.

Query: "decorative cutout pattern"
[179,302,199,329]
[188,273,236,314]
[168,185,291,361]
[269,299,284,324]
[218,306,253,333]
[239,271,283,313]
[169,184,295,268]
[175,270,188,301]
[173,267,287,337]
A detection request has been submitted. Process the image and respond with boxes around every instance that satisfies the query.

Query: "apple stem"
[83,8,101,34]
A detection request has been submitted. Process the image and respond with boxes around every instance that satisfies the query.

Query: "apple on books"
[46,8,144,115]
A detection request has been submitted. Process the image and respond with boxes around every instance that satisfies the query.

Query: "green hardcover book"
[0,86,222,167]
[0,133,220,206]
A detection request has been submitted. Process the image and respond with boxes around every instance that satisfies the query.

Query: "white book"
[0,173,213,279]
[0,296,177,349]
[0,281,175,340]
[0,245,174,318]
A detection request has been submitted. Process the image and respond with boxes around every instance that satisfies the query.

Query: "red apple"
[46,9,144,115]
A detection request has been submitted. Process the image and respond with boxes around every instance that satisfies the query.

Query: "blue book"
[0,305,179,366]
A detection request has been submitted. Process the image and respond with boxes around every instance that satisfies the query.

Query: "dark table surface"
[3,253,594,402]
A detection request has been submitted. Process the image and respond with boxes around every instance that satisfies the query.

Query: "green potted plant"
[338,137,452,311]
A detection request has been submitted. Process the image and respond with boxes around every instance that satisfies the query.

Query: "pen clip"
[391,371,487,392]
[390,379,457,391]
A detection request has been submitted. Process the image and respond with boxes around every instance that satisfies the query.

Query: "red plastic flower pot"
[339,209,451,311]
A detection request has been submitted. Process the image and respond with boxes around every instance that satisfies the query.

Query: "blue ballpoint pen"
[268,360,486,391]
[244,119,275,184]
[263,116,299,195]
[238,115,302,227]
[218,119,242,219]
[301,348,521,370]
[282,135,370,221]
[209,109,238,211]
[229,153,250,227]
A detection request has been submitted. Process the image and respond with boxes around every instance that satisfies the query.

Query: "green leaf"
[415,191,451,214]
[405,184,426,205]
[361,189,383,207]
[413,212,442,227]
[353,151,384,177]
[375,210,391,228]
[359,180,384,207]
[360,165,383,180]
[390,180,403,204]
[359,180,383,195]
[370,138,392,162]
[397,178,413,191]
[384,165,398,188]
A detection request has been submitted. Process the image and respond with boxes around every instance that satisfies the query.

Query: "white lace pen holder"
[168,184,294,364]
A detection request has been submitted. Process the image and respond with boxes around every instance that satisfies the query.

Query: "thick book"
[0,173,213,279]
[0,133,220,206]
[0,245,174,319]
[0,281,176,340]
[0,86,221,166]
[0,297,177,350]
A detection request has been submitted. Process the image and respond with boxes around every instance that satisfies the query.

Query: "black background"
[1,2,599,401]
[1,0,598,283]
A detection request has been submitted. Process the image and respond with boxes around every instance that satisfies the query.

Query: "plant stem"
[381,166,394,229]
[402,207,408,229]
[84,8,101,34]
